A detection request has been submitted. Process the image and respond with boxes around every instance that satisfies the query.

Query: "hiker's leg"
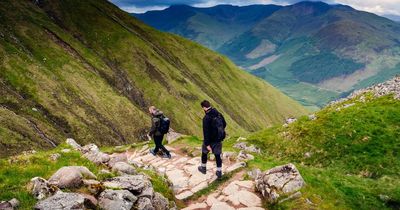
[159,138,170,155]
[215,154,222,169]
[201,144,209,167]
[213,142,223,172]
[153,135,163,153]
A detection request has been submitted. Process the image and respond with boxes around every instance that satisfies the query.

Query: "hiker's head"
[149,106,157,114]
[200,100,212,111]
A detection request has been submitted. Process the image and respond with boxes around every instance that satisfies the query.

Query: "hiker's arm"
[203,117,212,146]
[149,118,158,136]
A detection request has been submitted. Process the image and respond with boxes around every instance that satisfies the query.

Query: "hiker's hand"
[147,134,152,141]
[207,145,212,152]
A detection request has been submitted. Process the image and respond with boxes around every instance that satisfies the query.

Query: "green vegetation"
[289,53,364,84]
[244,94,400,209]
[0,145,103,208]
[0,0,307,157]
[0,144,175,209]
[136,2,400,108]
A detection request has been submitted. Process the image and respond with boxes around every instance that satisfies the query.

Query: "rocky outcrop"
[255,163,305,203]
[166,129,184,144]
[61,140,171,209]
[98,189,138,210]
[30,139,172,209]
[66,138,81,150]
[330,76,400,106]
[34,192,93,210]
[233,142,261,154]
[103,175,149,194]
[0,199,19,210]
[152,192,169,210]
[29,177,59,200]
[112,162,136,175]
[48,166,97,189]
[81,144,110,165]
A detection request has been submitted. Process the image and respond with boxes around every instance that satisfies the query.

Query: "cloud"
[109,0,400,15]
[333,0,400,15]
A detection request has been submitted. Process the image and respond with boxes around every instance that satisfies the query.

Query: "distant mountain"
[384,14,400,22]
[133,1,400,109]
[134,4,282,50]
[0,0,307,156]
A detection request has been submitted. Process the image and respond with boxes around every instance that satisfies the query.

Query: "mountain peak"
[289,1,332,15]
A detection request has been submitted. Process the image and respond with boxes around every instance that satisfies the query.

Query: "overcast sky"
[109,0,400,16]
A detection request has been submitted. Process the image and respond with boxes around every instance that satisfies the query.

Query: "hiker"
[198,100,227,179]
[148,106,171,159]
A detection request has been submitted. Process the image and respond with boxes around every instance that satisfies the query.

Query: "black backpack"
[213,113,226,141]
[158,115,170,134]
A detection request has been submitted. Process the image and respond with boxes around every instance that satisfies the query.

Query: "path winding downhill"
[113,144,265,210]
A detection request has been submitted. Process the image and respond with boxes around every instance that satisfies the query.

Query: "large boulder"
[0,199,19,210]
[34,192,94,210]
[66,138,81,150]
[48,166,96,189]
[83,151,110,165]
[152,192,169,210]
[139,181,155,199]
[255,163,305,203]
[103,175,149,194]
[29,177,59,200]
[136,197,154,210]
[166,130,183,144]
[108,153,128,168]
[98,189,137,210]
[112,162,136,175]
[81,144,100,154]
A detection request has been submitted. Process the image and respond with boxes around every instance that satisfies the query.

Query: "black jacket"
[149,110,164,137]
[202,108,226,146]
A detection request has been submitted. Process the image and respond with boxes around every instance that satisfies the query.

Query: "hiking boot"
[198,166,206,174]
[163,153,172,159]
[149,149,156,156]
[216,171,222,180]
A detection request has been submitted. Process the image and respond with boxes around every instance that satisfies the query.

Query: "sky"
[109,0,400,17]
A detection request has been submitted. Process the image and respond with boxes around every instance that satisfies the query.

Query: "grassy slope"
[245,94,400,209]
[0,144,174,209]
[0,0,307,157]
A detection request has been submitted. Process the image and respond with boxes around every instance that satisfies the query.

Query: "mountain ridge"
[0,0,307,157]
[134,1,400,109]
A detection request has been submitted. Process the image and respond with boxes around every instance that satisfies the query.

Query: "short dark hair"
[200,100,211,108]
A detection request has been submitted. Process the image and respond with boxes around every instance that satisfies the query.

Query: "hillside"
[1,74,399,209]
[244,76,400,209]
[0,0,307,157]
[134,2,400,109]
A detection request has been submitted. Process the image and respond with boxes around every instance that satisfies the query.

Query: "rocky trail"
[113,143,264,209]
[1,136,307,210]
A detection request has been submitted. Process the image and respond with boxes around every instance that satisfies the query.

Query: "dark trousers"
[201,142,222,168]
[153,135,170,155]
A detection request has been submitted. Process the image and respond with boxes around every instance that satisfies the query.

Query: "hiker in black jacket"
[148,106,171,159]
[198,100,226,179]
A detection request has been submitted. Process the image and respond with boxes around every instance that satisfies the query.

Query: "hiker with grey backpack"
[148,106,172,159]
[198,100,227,180]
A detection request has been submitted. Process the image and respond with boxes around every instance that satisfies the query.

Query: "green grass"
[0,144,175,209]
[0,0,307,157]
[0,144,102,209]
[242,94,400,209]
